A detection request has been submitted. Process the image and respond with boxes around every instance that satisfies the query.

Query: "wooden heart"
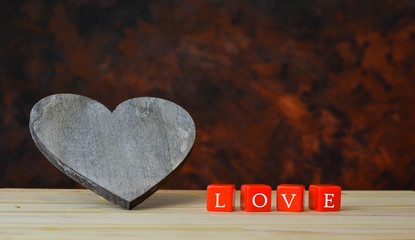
[29,94,196,209]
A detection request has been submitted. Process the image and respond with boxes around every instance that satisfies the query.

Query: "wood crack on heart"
[29,94,196,210]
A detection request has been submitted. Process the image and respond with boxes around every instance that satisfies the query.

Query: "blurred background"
[1,0,415,190]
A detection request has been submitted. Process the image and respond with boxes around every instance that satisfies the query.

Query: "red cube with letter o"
[241,184,272,212]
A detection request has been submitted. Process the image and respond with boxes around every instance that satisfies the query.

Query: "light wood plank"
[0,189,414,239]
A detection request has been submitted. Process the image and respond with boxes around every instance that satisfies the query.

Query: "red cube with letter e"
[241,184,272,212]
[309,184,341,211]
[206,184,235,212]
[276,184,305,212]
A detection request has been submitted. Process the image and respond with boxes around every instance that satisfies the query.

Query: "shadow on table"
[132,192,202,210]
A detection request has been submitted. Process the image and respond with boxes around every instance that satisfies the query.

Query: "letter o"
[252,193,267,208]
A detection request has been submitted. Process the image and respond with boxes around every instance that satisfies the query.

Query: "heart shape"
[29,94,196,209]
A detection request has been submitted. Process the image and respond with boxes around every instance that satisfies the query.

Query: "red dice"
[276,184,305,212]
[309,184,341,211]
[241,184,272,212]
[206,184,236,212]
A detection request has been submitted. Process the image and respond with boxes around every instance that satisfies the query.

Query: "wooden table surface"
[0,189,414,239]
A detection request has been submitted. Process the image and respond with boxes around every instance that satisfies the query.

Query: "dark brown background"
[1,0,415,190]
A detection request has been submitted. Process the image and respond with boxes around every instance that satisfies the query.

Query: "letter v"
[281,194,296,208]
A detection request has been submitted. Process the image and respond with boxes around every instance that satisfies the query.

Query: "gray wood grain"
[29,94,196,209]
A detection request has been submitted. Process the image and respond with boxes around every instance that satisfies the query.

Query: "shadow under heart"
[132,191,202,210]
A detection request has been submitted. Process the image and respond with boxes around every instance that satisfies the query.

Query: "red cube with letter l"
[206,184,235,212]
